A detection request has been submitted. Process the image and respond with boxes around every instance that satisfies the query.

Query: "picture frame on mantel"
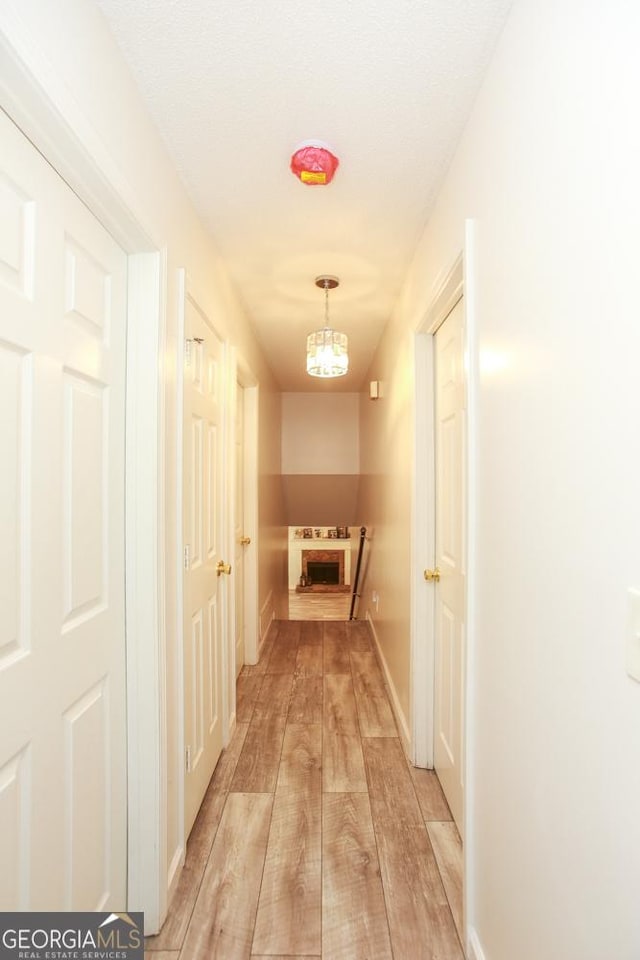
[291,526,351,539]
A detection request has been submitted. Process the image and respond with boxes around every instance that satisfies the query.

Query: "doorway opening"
[234,374,259,672]
[412,229,476,953]
[0,84,167,929]
[288,527,354,620]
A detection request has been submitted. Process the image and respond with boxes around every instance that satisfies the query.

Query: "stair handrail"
[349,526,367,620]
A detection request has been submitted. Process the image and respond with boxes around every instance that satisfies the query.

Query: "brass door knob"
[216,560,232,577]
[424,568,441,582]
[239,536,251,546]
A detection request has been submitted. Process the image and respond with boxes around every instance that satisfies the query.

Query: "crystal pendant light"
[306,276,348,378]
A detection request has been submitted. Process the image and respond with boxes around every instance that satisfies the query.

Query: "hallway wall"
[1,0,287,914]
[357,362,414,735]
[281,392,360,524]
[358,1,640,958]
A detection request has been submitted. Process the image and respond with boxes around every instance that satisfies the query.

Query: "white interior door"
[433,296,466,835]
[0,111,128,909]
[183,292,225,837]
[234,381,246,677]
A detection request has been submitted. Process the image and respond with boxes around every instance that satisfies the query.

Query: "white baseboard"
[257,599,277,660]
[226,710,237,746]
[165,841,185,919]
[259,589,274,643]
[365,612,412,757]
[467,928,487,960]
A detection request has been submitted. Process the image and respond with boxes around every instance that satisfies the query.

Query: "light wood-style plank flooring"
[146,620,463,960]
[288,589,352,620]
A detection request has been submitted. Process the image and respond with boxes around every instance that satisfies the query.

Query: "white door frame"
[1,30,168,932]
[235,362,259,667]
[175,271,235,858]
[411,251,464,768]
[410,221,478,952]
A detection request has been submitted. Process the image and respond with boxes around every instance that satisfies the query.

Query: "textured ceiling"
[95,0,513,391]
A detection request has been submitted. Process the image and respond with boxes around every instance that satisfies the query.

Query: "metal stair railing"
[349,526,367,620]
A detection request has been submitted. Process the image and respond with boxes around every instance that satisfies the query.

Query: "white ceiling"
[95,0,513,391]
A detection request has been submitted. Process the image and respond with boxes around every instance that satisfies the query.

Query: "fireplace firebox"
[307,560,340,584]
[298,549,348,592]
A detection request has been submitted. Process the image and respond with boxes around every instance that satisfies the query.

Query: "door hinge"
[185,746,192,773]
[184,544,191,569]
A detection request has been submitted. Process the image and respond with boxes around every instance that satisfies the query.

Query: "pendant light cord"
[324,279,330,330]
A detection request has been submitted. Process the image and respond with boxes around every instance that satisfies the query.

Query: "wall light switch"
[626,587,640,683]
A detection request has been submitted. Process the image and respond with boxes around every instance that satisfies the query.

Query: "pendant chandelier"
[306,275,348,378]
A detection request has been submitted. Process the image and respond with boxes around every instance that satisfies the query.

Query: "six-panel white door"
[0,111,128,909]
[183,291,225,837]
[433,297,466,836]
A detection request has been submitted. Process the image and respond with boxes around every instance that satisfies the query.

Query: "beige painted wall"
[358,0,640,957]
[282,392,360,524]
[357,324,415,728]
[258,386,288,626]
[282,392,360,473]
[282,475,359,526]
[2,0,287,905]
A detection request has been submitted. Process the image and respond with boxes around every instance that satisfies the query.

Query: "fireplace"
[307,560,340,584]
[300,549,347,591]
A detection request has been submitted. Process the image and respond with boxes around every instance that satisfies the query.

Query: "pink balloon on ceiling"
[290,140,340,185]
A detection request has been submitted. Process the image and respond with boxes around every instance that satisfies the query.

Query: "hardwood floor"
[288,589,352,620]
[145,619,463,960]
